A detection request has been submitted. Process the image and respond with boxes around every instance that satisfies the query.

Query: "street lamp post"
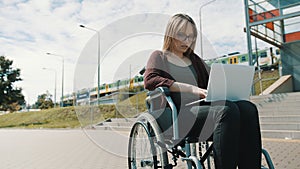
[79,24,100,105]
[43,67,57,107]
[46,52,64,107]
[199,0,216,58]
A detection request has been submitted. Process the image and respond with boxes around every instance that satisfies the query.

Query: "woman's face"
[172,22,195,54]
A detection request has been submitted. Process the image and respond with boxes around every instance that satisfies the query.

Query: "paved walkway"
[0,129,299,169]
[262,138,300,169]
[0,129,127,169]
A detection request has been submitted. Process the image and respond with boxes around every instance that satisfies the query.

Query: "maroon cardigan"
[144,50,210,91]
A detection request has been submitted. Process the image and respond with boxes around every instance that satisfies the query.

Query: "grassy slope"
[0,107,80,128]
[0,92,147,129]
[0,70,278,129]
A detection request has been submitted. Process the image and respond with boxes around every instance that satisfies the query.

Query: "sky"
[0,0,271,105]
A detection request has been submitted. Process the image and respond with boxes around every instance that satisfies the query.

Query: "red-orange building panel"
[285,32,300,43]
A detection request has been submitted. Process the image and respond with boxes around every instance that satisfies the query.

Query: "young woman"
[144,13,262,169]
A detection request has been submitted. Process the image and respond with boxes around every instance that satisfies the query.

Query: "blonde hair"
[163,14,197,56]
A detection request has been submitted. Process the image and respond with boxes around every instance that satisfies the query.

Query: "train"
[205,47,280,70]
[62,47,280,106]
[62,75,145,106]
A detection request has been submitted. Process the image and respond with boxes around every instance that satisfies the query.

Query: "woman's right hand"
[193,87,207,99]
[170,82,207,99]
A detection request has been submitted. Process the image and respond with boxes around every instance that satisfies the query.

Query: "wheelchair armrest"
[145,87,170,110]
[147,87,170,97]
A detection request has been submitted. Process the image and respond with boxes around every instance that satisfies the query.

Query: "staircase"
[250,92,300,139]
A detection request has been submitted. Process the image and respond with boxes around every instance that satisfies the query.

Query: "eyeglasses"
[176,32,196,42]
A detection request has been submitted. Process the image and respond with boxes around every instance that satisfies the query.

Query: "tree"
[34,92,54,109]
[0,56,25,112]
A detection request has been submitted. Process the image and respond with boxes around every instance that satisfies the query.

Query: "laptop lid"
[205,63,255,102]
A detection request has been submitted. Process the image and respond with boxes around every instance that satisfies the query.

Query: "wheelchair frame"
[128,87,275,169]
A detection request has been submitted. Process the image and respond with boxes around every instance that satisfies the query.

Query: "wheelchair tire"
[128,112,169,169]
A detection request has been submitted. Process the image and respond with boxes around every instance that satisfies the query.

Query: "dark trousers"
[178,100,262,169]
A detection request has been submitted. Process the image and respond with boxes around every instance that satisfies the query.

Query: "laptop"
[186,63,255,106]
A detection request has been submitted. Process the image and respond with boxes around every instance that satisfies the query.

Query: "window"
[260,52,267,58]
[241,56,246,62]
[138,76,143,82]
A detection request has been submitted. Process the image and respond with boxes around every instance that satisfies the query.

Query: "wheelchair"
[128,87,275,169]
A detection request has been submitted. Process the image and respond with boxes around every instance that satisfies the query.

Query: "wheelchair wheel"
[128,113,169,169]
